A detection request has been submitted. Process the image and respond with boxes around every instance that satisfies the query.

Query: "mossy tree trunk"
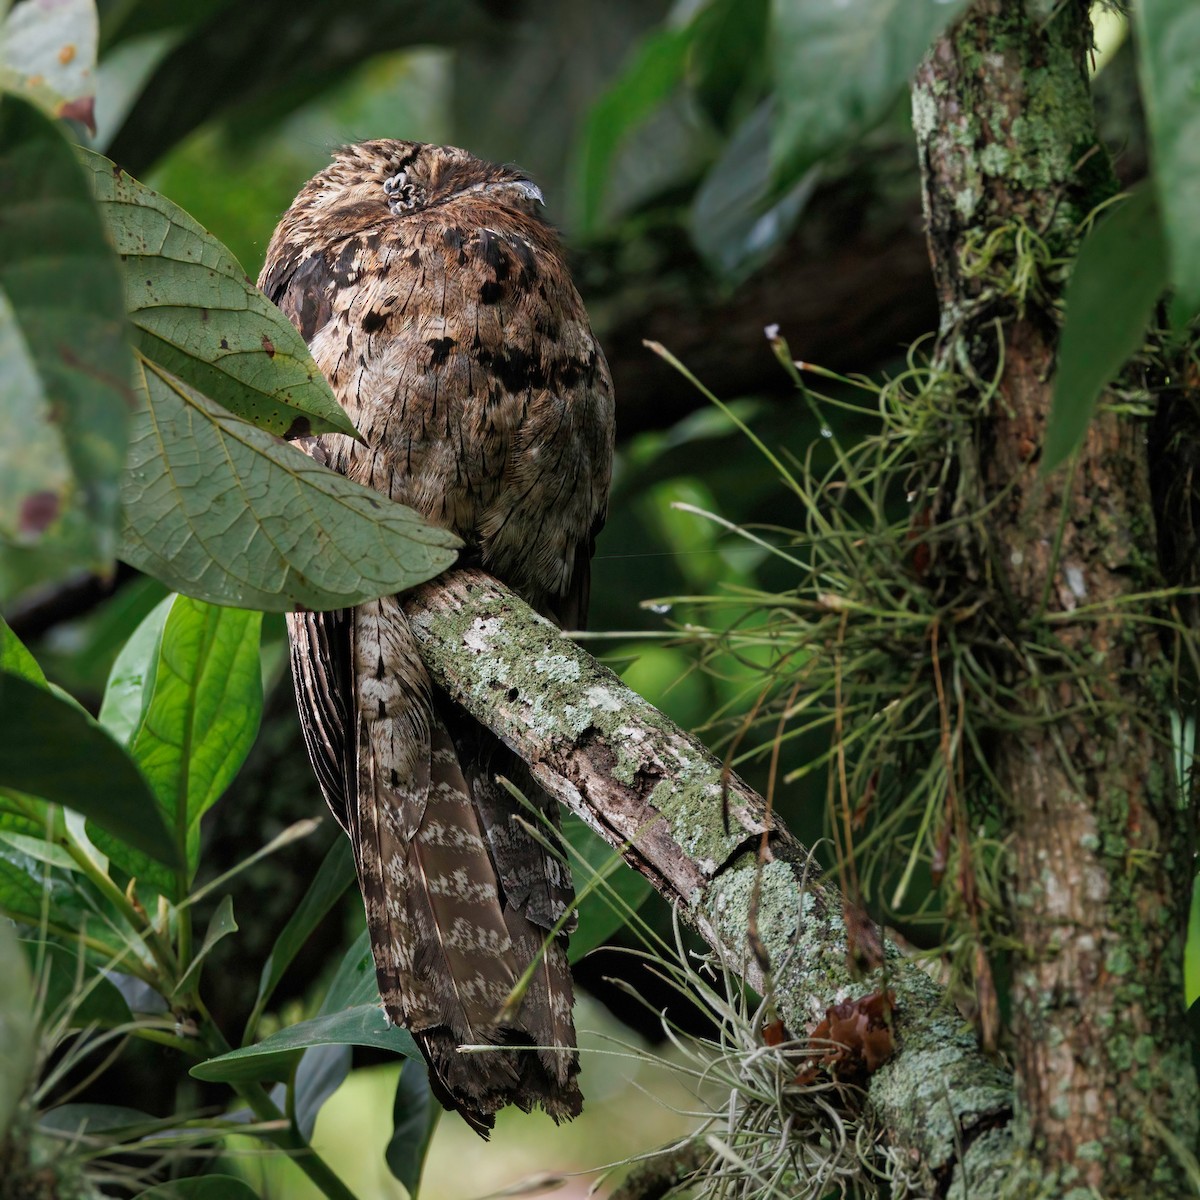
[914,1,1198,1193]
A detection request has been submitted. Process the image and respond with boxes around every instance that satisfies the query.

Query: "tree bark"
[914,1,1198,1194]
[405,568,1012,1198]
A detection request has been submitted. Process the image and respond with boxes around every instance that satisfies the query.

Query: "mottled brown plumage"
[259,141,614,1133]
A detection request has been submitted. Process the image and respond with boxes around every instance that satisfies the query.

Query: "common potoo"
[259,141,614,1133]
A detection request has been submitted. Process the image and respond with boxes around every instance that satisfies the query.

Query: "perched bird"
[259,141,614,1133]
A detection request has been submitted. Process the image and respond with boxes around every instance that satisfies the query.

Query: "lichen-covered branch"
[405,568,1011,1197]
[914,1,1199,1194]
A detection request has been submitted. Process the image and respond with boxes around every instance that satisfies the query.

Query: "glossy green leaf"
[577,23,692,232]
[135,1177,261,1200]
[91,594,262,896]
[770,0,970,177]
[1136,0,1200,320]
[0,919,34,1137]
[319,927,376,1014]
[0,830,76,871]
[563,813,651,962]
[0,96,131,589]
[97,594,173,747]
[80,148,356,441]
[0,614,48,686]
[386,1061,438,1198]
[0,670,177,867]
[246,836,355,1043]
[21,939,132,1029]
[120,357,460,611]
[191,1004,420,1084]
[0,0,98,129]
[173,894,237,997]
[1044,187,1167,473]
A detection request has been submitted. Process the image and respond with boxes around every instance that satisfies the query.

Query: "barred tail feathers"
[350,596,580,1130]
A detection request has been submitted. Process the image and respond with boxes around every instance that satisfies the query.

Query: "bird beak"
[487,179,544,206]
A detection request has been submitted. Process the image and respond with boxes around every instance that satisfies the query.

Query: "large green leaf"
[0,919,34,1138]
[1136,0,1200,321]
[769,0,970,177]
[386,1062,438,1198]
[0,95,131,590]
[80,148,355,440]
[191,1004,420,1084]
[120,356,460,611]
[0,0,98,129]
[0,670,178,868]
[1044,186,1167,473]
[91,594,262,896]
[245,835,355,1042]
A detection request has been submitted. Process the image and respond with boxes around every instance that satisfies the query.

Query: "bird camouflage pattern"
[259,140,614,1133]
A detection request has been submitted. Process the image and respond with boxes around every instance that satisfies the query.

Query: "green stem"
[61,834,178,977]
[195,1000,359,1200]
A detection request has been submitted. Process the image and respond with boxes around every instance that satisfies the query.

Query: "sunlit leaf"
[120,357,459,610]
[0,919,34,1137]
[80,148,356,440]
[386,1062,438,1198]
[0,0,98,130]
[0,96,131,591]
[770,0,970,178]
[1136,0,1200,320]
[191,1004,420,1084]
[1044,187,1166,473]
[0,670,177,867]
[97,594,172,747]
[91,595,262,897]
